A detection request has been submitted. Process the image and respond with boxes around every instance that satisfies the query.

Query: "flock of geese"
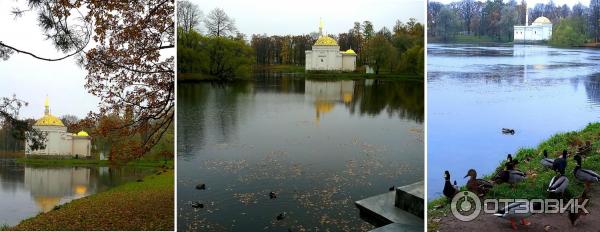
[443,146,600,230]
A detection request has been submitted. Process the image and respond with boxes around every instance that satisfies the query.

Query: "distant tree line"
[428,0,600,45]
[177,0,424,78]
[251,19,424,75]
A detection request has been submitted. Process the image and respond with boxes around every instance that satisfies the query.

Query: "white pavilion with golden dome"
[305,19,356,71]
[514,6,552,42]
[25,97,91,157]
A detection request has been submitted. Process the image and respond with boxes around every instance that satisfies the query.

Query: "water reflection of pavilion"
[24,167,94,212]
[304,80,355,122]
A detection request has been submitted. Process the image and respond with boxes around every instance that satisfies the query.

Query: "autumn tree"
[1,0,175,161]
[366,34,394,74]
[204,8,237,37]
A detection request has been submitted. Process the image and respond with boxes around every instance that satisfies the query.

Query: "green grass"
[427,122,600,231]
[10,169,174,231]
[16,158,173,168]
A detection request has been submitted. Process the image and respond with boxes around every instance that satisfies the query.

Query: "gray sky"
[434,0,591,7]
[192,0,425,37]
[0,1,99,120]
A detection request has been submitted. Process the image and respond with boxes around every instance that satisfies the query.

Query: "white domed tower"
[26,96,91,157]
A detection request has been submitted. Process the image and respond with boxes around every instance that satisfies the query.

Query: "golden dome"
[344,49,356,55]
[314,36,338,46]
[77,131,89,137]
[35,114,65,126]
[533,16,551,24]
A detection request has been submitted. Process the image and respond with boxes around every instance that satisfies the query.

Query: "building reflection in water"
[24,167,93,212]
[305,80,355,123]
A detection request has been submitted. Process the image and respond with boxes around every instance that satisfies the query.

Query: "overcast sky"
[0,1,99,120]
[433,0,591,7]
[192,0,425,37]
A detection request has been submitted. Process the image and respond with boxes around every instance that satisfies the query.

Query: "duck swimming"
[573,154,600,190]
[494,201,542,230]
[464,169,493,196]
[443,170,459,199]
[540,150,554,169]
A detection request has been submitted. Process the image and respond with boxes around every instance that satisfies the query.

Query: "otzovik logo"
[450,191,482,221]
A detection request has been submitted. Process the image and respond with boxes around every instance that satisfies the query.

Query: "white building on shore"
[25,97,91,157]
[305,19,357,71]
[514,8,552,42]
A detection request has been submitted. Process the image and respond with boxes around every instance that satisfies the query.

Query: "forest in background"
[428,0,600,46]
[177,0,424,79]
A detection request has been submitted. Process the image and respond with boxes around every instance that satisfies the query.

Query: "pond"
[427,43,600,200]
[177,75,424,231]
[0,158,152,226]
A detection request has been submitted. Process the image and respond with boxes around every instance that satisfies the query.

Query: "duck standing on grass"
[568,190,589,226]
[552,150,568,174]
[443,170,459,199]
[540,150,554,169]
[547,169,569,198]
[573,154,600,191]
[494,201,542,230]
[464,169,493,197]
[506,154,519,170]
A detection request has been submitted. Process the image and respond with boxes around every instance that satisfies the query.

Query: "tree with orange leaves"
[1,0,174,161]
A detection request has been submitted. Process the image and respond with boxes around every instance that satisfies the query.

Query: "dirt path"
[435,186,600,232]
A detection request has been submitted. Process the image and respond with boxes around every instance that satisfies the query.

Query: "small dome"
[314,36,338,46]
[533,16,551,24]
[35,115,65,127]
[77,131,89,137]
[344,49,356,55]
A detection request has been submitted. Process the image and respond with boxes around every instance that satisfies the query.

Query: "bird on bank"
[553,150,568,174]
[547,170,569,197]
[540,150,554,169]
[494,201,542,230]
[568,190,589,226]
[494,168,527,187]
[443,170,459,199]
[573,154,600,190]
[464,169,494,196]
[506,154,520,170]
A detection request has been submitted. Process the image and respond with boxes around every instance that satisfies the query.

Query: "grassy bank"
[10,169,174,231]
[16,157,173,168]
[428,122,600,231]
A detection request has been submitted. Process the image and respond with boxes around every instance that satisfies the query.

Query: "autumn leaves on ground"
[10,168,174,231]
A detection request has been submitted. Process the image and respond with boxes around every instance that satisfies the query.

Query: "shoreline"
[15,157,173,168]
[428,122,600,231]
[8,169,174,231]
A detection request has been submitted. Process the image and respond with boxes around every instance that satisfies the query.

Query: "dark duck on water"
[443,170,459,199]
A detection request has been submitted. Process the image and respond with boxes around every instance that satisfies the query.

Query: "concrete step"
[395,181,424,218]
[368,223,423,232]
[354,182,424,229]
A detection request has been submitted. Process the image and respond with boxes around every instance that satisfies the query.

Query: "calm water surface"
[177,75,424,231]
[0,158,151,226]
[428,43,600,200]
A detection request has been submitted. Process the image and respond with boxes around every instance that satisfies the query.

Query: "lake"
[0,158,152,226]
[427,43,600,200]
[177,75,424,231]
